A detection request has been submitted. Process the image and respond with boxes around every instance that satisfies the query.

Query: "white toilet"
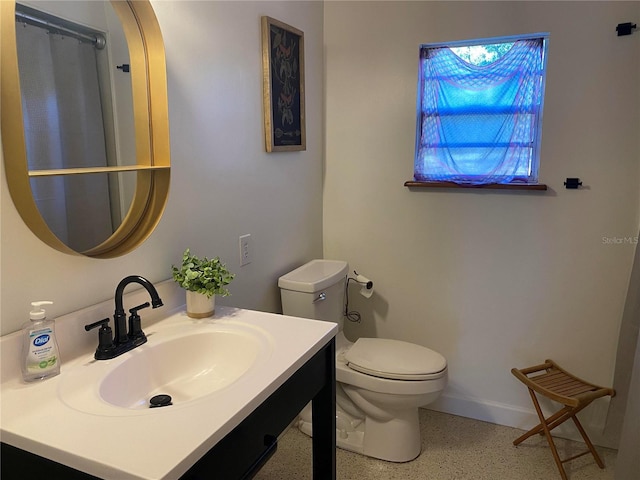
[278,259,448,463]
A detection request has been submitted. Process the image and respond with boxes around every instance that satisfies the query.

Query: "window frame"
[410,33,550,189]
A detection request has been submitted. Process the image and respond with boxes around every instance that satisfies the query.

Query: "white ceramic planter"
[186,291,215,318]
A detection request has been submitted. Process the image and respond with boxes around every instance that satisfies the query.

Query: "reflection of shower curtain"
[16,22,113,252]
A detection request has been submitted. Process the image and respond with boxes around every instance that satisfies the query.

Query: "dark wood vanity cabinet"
[1,339,337,480]
[183,338,336,479]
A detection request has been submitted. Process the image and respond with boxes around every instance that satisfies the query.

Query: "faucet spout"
[114,275,163,344]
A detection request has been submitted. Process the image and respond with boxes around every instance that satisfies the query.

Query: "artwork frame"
[261,16,306,152]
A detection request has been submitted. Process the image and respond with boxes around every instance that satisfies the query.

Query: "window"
[413,34,549,186]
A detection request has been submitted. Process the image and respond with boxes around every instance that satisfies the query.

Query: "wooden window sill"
[404,181,548,191]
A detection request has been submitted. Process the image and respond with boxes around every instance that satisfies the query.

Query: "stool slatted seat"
[511,359,615,480]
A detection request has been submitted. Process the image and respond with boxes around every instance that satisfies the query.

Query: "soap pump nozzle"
[30,301,53,321]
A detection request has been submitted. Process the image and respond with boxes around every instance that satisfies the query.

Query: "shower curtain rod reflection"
[15,10,106,49]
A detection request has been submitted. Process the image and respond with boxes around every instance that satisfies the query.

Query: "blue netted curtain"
[414,37,546,185]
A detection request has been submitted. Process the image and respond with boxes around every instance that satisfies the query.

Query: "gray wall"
[0,1,324,334]
[323,1,640,442]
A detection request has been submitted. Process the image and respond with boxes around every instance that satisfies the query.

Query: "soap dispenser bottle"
[21,301,61,382]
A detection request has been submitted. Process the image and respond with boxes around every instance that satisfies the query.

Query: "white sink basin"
[101,330,264,409]
[58,319,273,416]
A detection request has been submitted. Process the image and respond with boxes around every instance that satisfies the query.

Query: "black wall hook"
[616,22,637,36]
[564,178,583,189]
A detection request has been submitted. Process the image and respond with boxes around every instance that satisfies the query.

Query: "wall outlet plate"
[239,234,252,266]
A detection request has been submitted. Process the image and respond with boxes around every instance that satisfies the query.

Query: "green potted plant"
[172,248,235,318]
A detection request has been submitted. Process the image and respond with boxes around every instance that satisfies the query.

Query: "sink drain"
[149,394,172,408]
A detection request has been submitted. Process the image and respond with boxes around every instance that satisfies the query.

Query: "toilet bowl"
[279,259,448,462]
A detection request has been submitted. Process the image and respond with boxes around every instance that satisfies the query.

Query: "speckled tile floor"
[254,409,617,480]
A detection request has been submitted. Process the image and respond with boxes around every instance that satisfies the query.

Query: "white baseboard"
[425,393,618,449]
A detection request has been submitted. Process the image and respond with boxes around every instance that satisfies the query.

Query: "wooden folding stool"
[511,359,615,480]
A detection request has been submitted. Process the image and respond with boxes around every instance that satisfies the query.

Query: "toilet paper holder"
[354,272,373,290]
[344,270,375,323]
[354,271,374,299]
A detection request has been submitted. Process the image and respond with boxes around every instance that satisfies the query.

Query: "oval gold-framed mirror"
[1,0,170,259]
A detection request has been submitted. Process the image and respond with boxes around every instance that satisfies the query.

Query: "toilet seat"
[345,338,447,381]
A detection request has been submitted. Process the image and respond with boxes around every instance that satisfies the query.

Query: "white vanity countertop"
[0,302,336,480]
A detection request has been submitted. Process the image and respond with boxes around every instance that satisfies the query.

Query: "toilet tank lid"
[345,338,447,379]
[278,259,349,293]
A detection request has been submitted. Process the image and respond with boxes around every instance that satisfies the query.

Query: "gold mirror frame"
[1,0,170,259]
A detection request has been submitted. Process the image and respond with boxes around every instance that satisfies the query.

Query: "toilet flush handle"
[313,292,326,303]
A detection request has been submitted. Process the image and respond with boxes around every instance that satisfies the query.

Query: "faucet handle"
[128,302,150,342]
[84,318,115,359]
[84,318,111,332]
[129,302,150,315]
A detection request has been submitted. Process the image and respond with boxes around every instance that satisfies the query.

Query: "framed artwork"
[261,16,305,152]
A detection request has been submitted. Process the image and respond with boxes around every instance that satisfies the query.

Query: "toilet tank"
[278,260,348,324]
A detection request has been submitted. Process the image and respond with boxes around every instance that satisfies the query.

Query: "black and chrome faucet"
[113,275,163,344]
[85,275,164,360]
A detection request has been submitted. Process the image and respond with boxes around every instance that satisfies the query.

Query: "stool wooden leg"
[570,414,605,468]
[527,388,568,480]
[513,407,573,445]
